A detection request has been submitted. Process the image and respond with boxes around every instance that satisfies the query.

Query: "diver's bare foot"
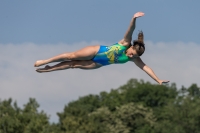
[36,65,51,73]
[34,60,46,67]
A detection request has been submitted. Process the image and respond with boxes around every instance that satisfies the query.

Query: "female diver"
[34,12,169,85]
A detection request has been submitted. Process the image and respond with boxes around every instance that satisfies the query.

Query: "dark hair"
[132,31,145,56]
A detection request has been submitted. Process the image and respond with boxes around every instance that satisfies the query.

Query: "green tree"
[90,102,155,133]
[57,78,178,133]
[0,98,52,133]
[154,96,200,133]
[188,83,200,98]
[118,79,177,108]
[57,94,106,133]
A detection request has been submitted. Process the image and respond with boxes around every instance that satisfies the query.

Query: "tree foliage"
[1,79,200,133]
[0,98,50,133]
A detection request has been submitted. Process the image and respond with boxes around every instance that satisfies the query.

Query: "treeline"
[1,79,200,133]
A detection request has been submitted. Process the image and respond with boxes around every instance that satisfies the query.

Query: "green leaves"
[57,79,175,132]
[0,98,50,133]
[1,79,200,133]
[90,103,155,133]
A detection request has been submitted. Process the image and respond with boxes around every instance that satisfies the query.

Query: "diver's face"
[126,46,139,58]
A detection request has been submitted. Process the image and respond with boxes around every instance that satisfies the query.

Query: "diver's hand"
[133,12,145,19]
[158,80,170,85]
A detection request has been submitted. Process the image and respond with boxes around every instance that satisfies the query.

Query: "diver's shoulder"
[118,39,131,47]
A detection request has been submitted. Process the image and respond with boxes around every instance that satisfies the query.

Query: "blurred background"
[0,1,200,132]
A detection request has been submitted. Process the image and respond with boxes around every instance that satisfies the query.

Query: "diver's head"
[132,40,145,56]
[126,31,145,58]
[126,45,139,58]
[133,31,145,56]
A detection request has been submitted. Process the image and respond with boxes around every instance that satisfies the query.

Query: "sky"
[0,0,200,123]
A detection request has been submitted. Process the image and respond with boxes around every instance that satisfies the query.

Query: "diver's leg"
[36,60,102,73]
[34,45,100,67]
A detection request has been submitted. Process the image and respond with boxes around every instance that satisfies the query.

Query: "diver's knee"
[67,53,76,60]
[69,61,79,69]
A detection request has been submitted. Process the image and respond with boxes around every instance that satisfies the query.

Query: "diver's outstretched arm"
[134,57,170,85]
[119,12,144,46]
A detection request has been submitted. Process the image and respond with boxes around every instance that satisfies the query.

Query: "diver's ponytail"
[138,30,144,43]
[132,31,145,56]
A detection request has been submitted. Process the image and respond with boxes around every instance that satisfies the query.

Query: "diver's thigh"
[74,60,102,69]
[72,45,100,60]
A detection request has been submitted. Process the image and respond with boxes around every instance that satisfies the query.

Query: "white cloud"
[0,41,199,122]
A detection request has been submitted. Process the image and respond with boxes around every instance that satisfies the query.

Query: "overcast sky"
[0,0,200,122]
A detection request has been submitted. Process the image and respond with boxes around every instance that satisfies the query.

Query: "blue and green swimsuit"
[92,43,130,66]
